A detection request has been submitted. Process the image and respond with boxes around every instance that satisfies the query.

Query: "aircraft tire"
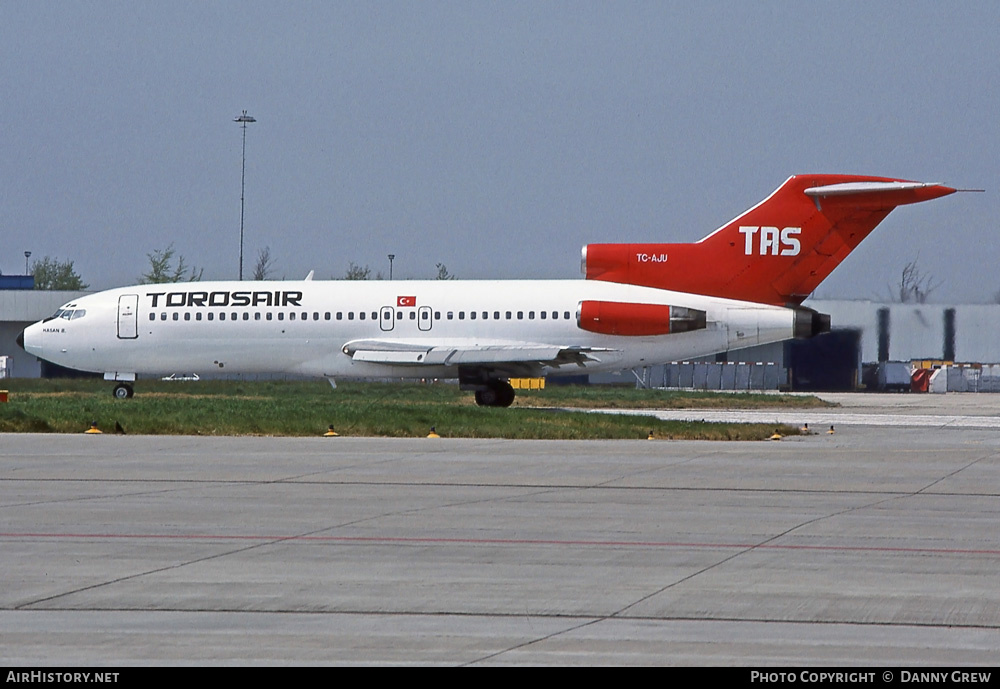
[495,380,516,408]
[113,383,134,400]
[474,380,516,407]
[474,388,497,407]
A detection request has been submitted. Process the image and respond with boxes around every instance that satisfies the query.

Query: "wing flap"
[352,350,429,364]
[343,339,618,368]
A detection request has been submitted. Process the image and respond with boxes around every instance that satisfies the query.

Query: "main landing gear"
[460,368,517,408]
[473,379,516,408]
[112,383,134,399]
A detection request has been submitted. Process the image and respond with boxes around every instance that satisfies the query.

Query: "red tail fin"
[583,174,956,306]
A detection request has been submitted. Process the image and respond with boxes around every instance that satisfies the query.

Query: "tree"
[31,256,89,290]
[252,246,276,281]
[435,263,456,280]
[343,262,372,280]
[891,259,939,304]
[140,245,203,284]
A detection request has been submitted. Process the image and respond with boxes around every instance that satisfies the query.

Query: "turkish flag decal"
[397,296,416,307]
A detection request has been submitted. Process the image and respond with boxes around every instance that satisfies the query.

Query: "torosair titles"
[146,290,304,308]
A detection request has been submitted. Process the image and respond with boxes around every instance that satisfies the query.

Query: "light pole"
[24,251,31,275]
[234,110,256,280]
[388,254,395,280]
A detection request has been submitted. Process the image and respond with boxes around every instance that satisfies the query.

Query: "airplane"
[18,174,957,406]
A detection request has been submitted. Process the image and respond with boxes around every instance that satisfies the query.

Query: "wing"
[341,338,621,374]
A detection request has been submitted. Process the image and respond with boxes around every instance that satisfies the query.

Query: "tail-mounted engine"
[577,301,706,337]
[792,307,831,339]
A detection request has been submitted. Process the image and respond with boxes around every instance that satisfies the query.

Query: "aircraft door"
[380,306,394,332]
[117,294,139,339]
[418,306,433,331]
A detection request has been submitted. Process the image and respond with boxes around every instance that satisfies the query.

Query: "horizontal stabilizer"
[803,180,954,211]
[805,181,945,196]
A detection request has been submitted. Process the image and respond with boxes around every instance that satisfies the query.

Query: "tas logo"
[738,226,801,256]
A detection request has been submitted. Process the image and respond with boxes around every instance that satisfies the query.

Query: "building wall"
[807,300,1000,364]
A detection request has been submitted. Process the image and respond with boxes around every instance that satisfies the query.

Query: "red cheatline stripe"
[2,532,999,556]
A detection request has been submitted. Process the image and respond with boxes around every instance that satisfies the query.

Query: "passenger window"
[540,311,547,319]
[337,312,343,320]
[196,313,202,321]
[410,312,416,320]
[255,312,261,320]
[184,313,191,321]
[447,312,454,320]
[266,312,273,321]
[434,311,441,319]
[313,312,319,320]
[469,312,476,320]
[459,312,465,320]
[161,313,167,321]
[564,311,570,320]
[290,313,296,321]
[359,312,365,321]
[278,313,284,321]
[506,311,511,319]
[208,313,214,321]
[348,312,354,320]
[220,313,226,321]
[149,313,155,321]
[517,311,523,320]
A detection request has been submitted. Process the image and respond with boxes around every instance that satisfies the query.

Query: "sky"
[2,2,998,302]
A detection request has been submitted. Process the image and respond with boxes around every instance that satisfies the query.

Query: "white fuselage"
[21,279,799,381]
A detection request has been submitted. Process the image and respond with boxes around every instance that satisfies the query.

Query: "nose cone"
[19,322,44,359]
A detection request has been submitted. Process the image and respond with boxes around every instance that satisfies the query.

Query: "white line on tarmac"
[590,409,1000,428]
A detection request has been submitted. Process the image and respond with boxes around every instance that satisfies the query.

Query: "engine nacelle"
[792,307,832,339]
[577,300,706,337]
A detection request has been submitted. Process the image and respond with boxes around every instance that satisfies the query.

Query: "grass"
[0,379,820,440]
[513,384,832,409]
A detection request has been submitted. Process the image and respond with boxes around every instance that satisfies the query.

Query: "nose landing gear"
[112,383,134,399]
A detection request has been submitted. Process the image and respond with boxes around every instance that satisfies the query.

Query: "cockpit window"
[50,308,87,321]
